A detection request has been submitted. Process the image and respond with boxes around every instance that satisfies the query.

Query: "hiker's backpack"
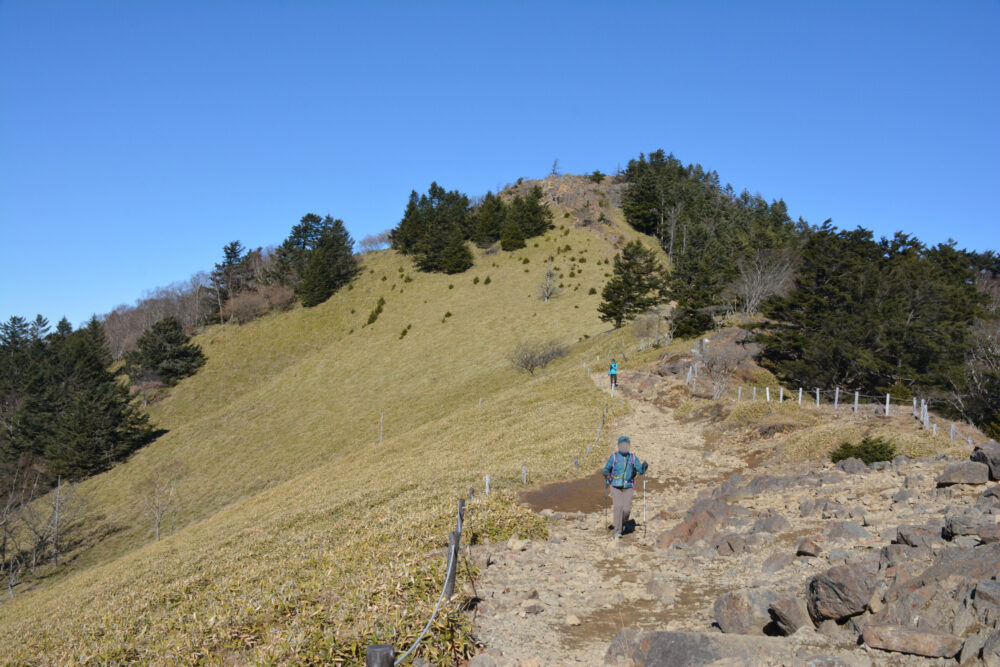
[610,452,636,487]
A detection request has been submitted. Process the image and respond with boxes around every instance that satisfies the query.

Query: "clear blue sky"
[1,1,997,328]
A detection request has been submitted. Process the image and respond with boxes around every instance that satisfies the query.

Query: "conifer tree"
[296,220,361,307]
[598,241,669,328]
[438,231,474,274]
[500,219,526,251]
[125,317,206,386]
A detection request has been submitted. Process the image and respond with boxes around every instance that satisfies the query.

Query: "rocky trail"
[464,366,1000,666]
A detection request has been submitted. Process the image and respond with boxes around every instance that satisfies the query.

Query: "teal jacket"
[609,362,618,375]
[603,452,648,489]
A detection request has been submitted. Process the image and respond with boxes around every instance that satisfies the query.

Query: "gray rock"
[836,457,868,474]
[984,631,1000,667]
[976,579,1000,607]
[752,513,791,534]
[862,623,962,658]
[762,552,794,573]
[714,532,747,556]
[604,629,795,666]
[828,548,848,564]
[468,649,516,667]
[944,511,991,540]
[937,461,990,486]
[972,444,1000,480]
[892,488,916,503]
[959,631,988,665]
[895,524,945,548]
[769,596,812,636]
[807,563,877,622]
[797,538,822,557]
[826,521,870,542]
[713,589,776,635]
[800,499,817,517]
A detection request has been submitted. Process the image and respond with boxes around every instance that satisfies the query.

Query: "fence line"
[679,361,995,450]
[365,400,615,664]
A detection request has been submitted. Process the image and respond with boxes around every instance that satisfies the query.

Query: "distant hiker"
[603,436,648,537]
[608,358,618,388]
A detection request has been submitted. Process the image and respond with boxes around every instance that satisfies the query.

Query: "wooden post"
[815,388,820,407]
[752,387,757,402]
[853,391,859,414]
[912,397,917,418]
[765,387,770,402]
[691,377,696,394]
[798,388,803,405]
[485,475,490,495]
[457,499,466,533]
[779,387,784,403]
[737,386,742,403]
[834,387,840,410]
[443,531,459,599]
[685,366,692,386]
[950,424,955,442]
[365,645,394,667]
[522,466,527,484]
[968,436,974,447]
[885,394,890,417]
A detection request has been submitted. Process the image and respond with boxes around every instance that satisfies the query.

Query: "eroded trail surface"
[468,369,756,664]
[467,369,1000,666]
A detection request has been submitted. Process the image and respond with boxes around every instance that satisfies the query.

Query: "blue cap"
[617,436,630,444]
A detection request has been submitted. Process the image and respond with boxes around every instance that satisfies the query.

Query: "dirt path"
[469,369,759,665]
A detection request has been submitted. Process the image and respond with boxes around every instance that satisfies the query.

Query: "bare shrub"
[221,292,269,324]
[700,336,753,400]
[509,339,568,376]
[537,259,560,302]
[726,249,798,319]
[134,462,187,542]
[632,309,674,350]
[260,284,295,311]
[357,230,392,254]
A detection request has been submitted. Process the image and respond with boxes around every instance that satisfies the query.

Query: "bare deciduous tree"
[700,336,753,400]
[135,462,187,541]
[509,339,568,376]
[357,231,392,254]
[727,250,798,319]
[632,309,674,350]
[537,259,560,302]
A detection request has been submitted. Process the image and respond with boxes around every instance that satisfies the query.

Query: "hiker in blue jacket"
[603,436,648,537]
[609,358,618,389]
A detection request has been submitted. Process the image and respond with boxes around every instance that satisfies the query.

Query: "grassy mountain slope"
[0,188,645,663]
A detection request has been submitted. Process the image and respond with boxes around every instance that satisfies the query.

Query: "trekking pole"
[642,476,647,538]
[604,480,608,529]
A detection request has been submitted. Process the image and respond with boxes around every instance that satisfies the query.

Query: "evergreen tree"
[438,231,474,274]
[125,317,206,386]
[296,219,361,307]
[472,192,506,246]
[391,183,473,273]
[500,218,526,251]
[270,214,342,285]
[211,240,247,306]
[598,241,669,328]
[507,186,553,238]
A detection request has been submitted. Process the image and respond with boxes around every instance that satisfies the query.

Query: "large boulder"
[937,461,990,486]
[807,562,878,622]
[713,589,776,635]
[861,623,963,658]
[657,499,745,548]
[972,444,1000,480]
[826,521,871,542]
[751,512,791,534]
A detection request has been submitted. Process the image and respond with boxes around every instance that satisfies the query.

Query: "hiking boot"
[613,532,622,538]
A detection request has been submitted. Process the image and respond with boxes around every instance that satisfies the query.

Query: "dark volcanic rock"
[797,537,822,557]
[896,524,945,548]
[807,563,877,622]
[768,596,812,636]
[604,629,795,666]
[937,461,990,486]
[836,457,868,474]
[657,499,746,548]
[713,590,776,635]
[826,521,871,542]
[972,443,1000,480]
[862,623,962,658]
[713,532,747,556]
[752,513,791,534]
[762,552,794,573]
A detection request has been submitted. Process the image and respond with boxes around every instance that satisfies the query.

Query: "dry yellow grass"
[0,210,637,664]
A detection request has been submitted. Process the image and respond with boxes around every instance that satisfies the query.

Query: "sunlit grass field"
[0,213,640,664]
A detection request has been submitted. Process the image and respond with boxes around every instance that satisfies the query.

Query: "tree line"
[390,182,553,272]
[607,148,999,437]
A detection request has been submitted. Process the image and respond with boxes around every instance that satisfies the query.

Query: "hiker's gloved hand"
[641,462,649,474]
